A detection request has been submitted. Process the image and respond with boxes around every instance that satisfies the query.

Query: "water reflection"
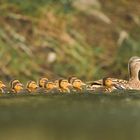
[0,92,140,140]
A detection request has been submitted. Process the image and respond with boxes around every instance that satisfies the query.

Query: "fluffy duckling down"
[11,80,24,93]
[71,79,86,92]
[58,79,72,93]
[0,81,7,93]
[26,81,38,93]
[88,77,123,93]
[38,77,48,88]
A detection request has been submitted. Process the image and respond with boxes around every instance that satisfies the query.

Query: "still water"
[0,91,140,140]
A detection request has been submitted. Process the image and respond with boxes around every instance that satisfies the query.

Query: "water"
[0,91,140,140]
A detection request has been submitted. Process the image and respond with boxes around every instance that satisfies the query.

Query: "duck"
[26,80,38,93]
[87,78,127,88]
[87,56,140,91]
[102,77,115,92]
[88,77,123,93]
[10,80,24,93]
[44,81,57,93]
[71,78,86,92]
[112,56,140,90]
[10,79,20,88]
[38,77,48,88]
[126,56,140,89]
[0,81,8,94]
[58,79,72,93]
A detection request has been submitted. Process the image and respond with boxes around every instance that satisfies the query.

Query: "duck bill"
[35,85,38,89]
[53,84,58,89]
[81,82,86,86]
[1,84,6,88]
[68,83,72,88]
[19,83,24,90]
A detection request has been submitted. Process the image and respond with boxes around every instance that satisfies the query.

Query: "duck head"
[0,81,6,89]
[38,78,48,88]
[10,79,20,89]
[12,82,24,93]
[72,79,86,90]
[27,81,38,92]
[59,79,72,92]
[128,56,140,81]
[44,81,57,90]
[103,77,113,88]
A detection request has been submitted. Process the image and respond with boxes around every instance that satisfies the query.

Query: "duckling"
[0,81,8,94]
[0,81,6,88]
[38,77,48,88]
[71,78,86,92]
[87,78,127,88]
[11,81,24,93]
[10,79,20,89]
[88,77,122,93]
[26,80,38,93]
[44,81,57,93]
[58,79,72,93]
[102,77,123,92]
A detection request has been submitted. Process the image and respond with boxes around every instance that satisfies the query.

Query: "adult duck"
[87,56,140,91]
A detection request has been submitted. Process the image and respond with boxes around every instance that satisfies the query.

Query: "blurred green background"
[0,0,140,82]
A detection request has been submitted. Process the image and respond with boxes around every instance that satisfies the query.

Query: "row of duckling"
[0,76,123,94]
[0,76,88,94]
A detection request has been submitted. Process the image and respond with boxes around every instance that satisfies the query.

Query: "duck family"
[0,56,140,95]
[87,56,140,92]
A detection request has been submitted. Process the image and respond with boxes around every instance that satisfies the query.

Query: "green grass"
[0,0,140,81]
[0,91,140,140]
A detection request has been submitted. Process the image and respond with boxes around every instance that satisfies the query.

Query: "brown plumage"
[38,78,48,88]
[10,79,20,89]
[11,80,24,93]
[26,81,38,93]
[71,78,86,92]
[87,77,122,93]
[126,56,140,89]
[58,79,72,93]
[43,81,57,93]
[87,56,140,91]
[0,81,8,94]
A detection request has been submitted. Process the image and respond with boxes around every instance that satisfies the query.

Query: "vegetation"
[0,0,140,83]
